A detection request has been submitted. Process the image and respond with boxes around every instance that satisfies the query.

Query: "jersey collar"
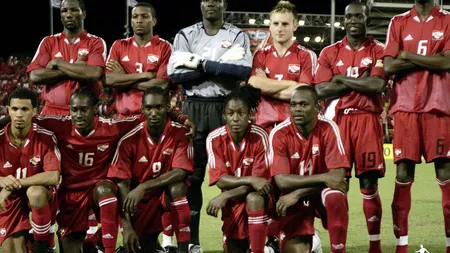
[269,40,299,58]
[342,35,374,51]
[288,117,318,141]
[410,4,440,23]
[61,30,88,45]
[224,123,252,152]
[4,122,34,149]
[73,116,98,138]
[131,35,161,48]
[144,118,172,146]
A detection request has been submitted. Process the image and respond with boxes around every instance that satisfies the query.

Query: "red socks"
[31,203,51,241]
[322,188,348,253]
[438,179,450,253]
[170,197,191,243]
[361,187,383,253]
[247,209,268,253]
[99,196,119,253]
[392,180,413,253]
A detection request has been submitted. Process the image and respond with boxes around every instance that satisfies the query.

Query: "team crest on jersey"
[221,40,232,48]
[288,64,300,74]
[432,30,444,40]
[0,228,5,236]
[360,57,373,67]
[97,143,109,152]
[163,148,173,156]
[243,157,254,166]
[78,48,89,57]
[395,149,402,157]
[312,144,320,156]
[147,54,159,64]
[29,156,41,166]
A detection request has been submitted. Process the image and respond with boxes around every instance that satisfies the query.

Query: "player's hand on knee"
[276,193,300,216]
[206,194,227,217]
[123,228,141,253]
[0,188,12,212]
[124,186,145,215]
[249,178,273,195]
[0,175,22,191]
[323,172,348,193]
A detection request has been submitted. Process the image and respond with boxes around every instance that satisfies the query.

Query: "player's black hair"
[224,84,262,114]
[70,86,100,107]
[60,0,86,11]
[346,1,370,17]
[293,85,319,105]
[135,2,157,18]
[143,86,169,104]
[8,88,38,108]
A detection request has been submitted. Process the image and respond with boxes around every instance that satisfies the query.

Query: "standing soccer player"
[26,0,106,116]
[270,85,350,253]
[168,0,252,251]
[206,85,272,253]
[0,88,61,253]
[248,0,316,132]
[105,2,171,118]
[314,3,386,252]
[383,0,450,252]
[108,87,193,253]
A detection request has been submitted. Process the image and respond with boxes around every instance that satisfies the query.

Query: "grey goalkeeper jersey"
[168,22,252,97]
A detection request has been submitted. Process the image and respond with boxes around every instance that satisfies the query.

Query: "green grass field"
[193,162,445,253]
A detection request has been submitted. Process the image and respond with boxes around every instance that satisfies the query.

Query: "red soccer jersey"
[206,124,270,186]
[383,5,450,115]
[34,115,141,189]
[108,120,194,189]
[269,116,350,182]
[0,123,61,197]
[251,41,317,129]
[314,36,386,115]
[27,31,106,106]
[106,35,172,115]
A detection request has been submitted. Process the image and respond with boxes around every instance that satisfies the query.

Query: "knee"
[168,182,187,199]
[94,180,117,200]
[26,186,49,208]
[246,192,264,206]
[396,162,415,183]
[323,190,347,210]
[359,173,379,190]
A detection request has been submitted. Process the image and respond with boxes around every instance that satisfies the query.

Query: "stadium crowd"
[0,0,448,253]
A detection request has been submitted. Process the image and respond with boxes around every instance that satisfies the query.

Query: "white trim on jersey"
[385,11,410,50]
[31,37,48,63]
[249,125,270,169]
[98,116,139,124]
[318,115,346,155]
[268,118,291,165]
[111,123,144,165]
[206,126,227,169]
[33,124,62,161]
[35,115,72,121]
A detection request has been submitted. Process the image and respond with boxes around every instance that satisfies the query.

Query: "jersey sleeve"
[171,130,194,173]
[250,132,270,179]
[42,134,61,172]
[371,44,387,79]
[27,37,53,73]
[323,120,351,170]
[383,18,401,58]
[107,136,134,180]
[298,49,317,84]
[33,116,72,136]
[105,40,121,74]
[206,135,229,186]
[313,48,334,84]
[87,37,107,67]
[443,21,450,52]
[269,130,291,177]
[250,49,265,77]
[156,42,172,79]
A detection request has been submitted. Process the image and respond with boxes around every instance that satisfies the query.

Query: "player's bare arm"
[105,60,160,88]
[123,168,187,214]
[206,185,252,217]
[276,187,321,216]
[0,188,12,212]
[18,170,60,187]
[315,81,352,100]
[274,168,348,193]
[383,56,421,76]
[132,78,168,91]
[28,68,67,85]
[0,174,21,191]
[398,50,450,72]
[216,175,272,195]
[117,179,141,253]
[46,58,103,82]
[249,73,300,96]
[334,73,385,94]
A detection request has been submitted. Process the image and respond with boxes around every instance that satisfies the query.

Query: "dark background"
[0,0,356,58]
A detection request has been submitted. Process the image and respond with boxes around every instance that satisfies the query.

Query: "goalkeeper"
[167,0,252,251]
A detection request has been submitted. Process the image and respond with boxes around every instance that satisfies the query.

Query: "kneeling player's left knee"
[26,186,50,208]
[94,180,117,200]
[246,192,265,211]
[167,181,188,199]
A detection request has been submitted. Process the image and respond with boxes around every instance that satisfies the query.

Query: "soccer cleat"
[189,244,203,253]
[46,247,56,253]
[312,229,323,253]
[115,246,126,253]
[164,245,179,253]
[264,237,280,253]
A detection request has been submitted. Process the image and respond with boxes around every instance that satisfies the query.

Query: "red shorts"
[393,112,450,163]
[0,196,31,245]
[336,111,385,178]
[40,104,70,116]
[222,194,274,243]
[132,190,166,237]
